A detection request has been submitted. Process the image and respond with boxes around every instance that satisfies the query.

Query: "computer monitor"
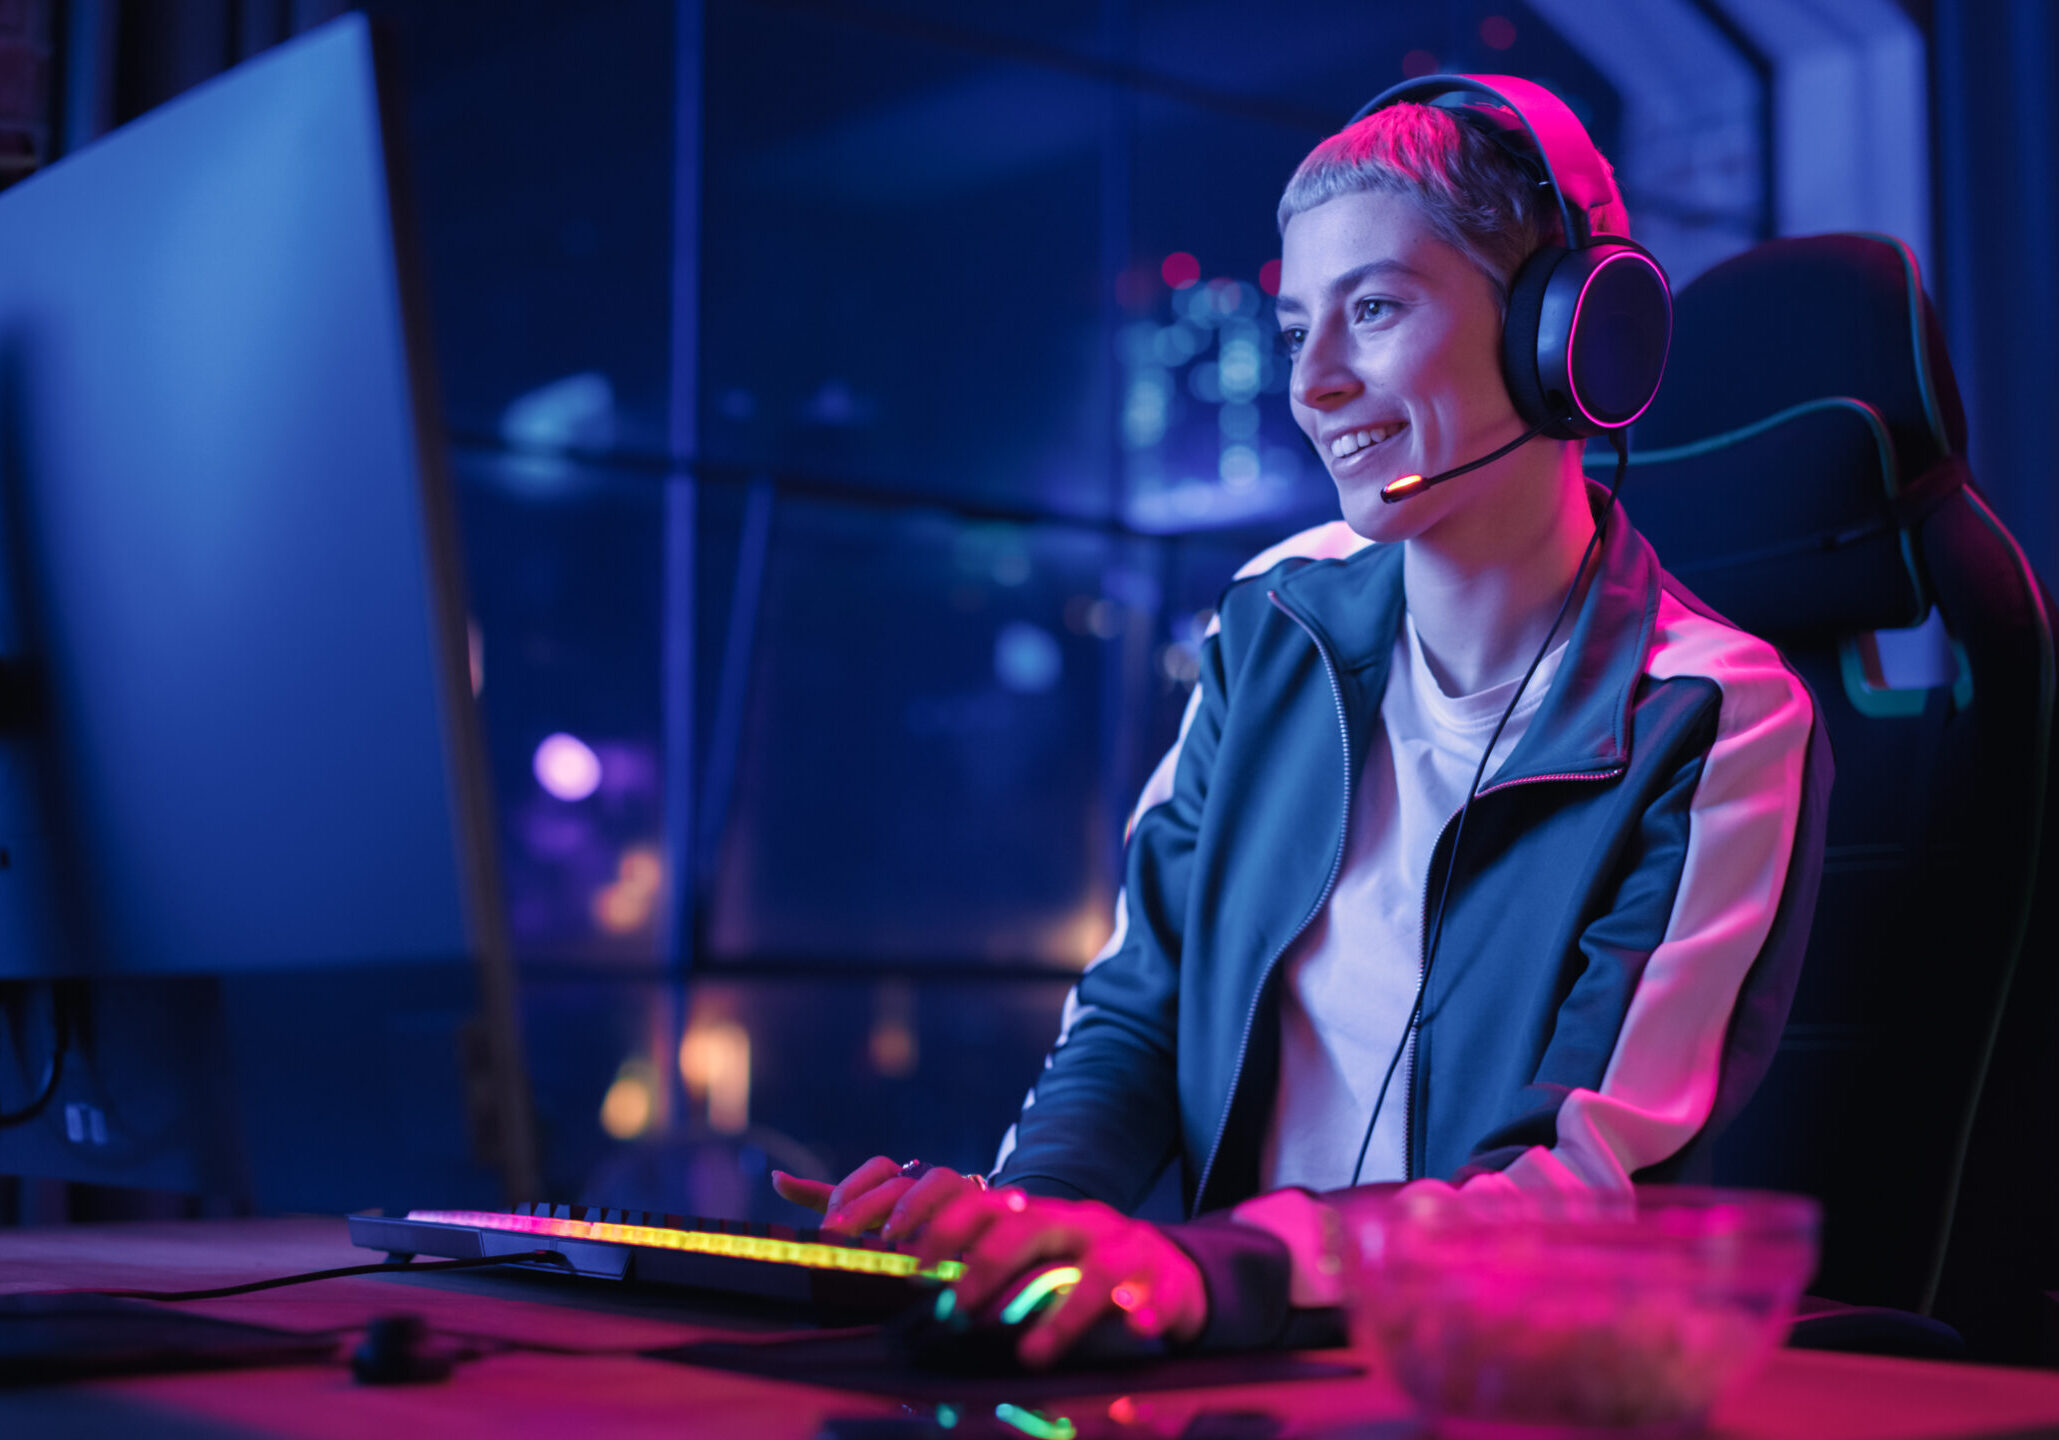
[0,15,535,1211]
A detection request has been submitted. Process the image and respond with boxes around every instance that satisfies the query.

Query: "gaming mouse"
[891,1262,1169,1374]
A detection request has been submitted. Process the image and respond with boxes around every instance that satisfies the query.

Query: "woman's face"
[1276,189,1525,542]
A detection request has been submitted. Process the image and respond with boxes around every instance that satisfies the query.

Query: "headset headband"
[1350,74,1630,248]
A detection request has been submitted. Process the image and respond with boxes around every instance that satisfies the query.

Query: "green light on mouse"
[994,1403,1077,1440]
[934,1288,956,1321]
[935,1403,960,1429]
[998,1265,1082,1327]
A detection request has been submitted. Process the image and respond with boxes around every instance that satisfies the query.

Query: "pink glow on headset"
[1565,249,1671,432]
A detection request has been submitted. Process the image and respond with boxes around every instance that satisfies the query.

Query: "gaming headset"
[1344,74,1674,502]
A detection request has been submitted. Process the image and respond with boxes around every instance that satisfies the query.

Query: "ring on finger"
[900,1160,992,1192]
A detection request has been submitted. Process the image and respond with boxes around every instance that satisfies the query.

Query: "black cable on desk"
[88,1249,571,1302]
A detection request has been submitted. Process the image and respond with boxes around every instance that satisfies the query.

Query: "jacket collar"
[1270,486,1660,784]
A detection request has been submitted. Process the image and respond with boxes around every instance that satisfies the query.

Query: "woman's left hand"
[912,1188,1208,1368]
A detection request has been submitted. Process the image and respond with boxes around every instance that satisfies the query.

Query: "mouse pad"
[0,1293,337,1385]
[651,1327,1360,1404]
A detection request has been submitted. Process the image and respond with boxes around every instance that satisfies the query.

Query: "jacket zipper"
[1192,592,1355,1212]
[1403,764,1623,1178]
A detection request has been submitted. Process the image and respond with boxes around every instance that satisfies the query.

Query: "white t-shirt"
[1259,612,1568,1191]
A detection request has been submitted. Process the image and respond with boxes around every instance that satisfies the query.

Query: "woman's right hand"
[771,1157,987,1241]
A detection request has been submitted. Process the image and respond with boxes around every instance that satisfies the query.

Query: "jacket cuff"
[1160,1213,1298,1352]
[1227,1187,1353,1307]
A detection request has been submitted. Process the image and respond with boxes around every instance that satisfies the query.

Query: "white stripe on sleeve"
[1477,586,1814,1198]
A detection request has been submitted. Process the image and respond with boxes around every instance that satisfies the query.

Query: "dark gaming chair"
[1608,233,2058,1363]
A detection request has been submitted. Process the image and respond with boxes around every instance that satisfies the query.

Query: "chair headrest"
[1620,233,1968,637]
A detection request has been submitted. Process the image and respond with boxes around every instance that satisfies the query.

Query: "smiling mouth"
[1329,421,1408,461]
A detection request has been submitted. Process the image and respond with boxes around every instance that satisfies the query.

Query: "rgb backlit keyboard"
[347,1203,962,1313]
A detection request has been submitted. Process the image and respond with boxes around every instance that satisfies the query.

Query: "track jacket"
[989,499,1832,1344]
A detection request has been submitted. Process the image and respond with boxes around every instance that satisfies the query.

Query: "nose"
[1290,316,1361,412]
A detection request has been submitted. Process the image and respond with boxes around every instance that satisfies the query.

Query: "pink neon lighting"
[1161,252,1200,290]
[533,732,602,801]
[1565,250,1670,431]
[1481,15,1517,50]
[405,1209,966,1281]
[1258,259,1282,297]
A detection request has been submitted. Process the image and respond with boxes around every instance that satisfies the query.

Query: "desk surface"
[2,1217,2056,1439]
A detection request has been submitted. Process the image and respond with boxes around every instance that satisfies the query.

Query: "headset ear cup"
[1501,245,1568,437]
[1558,243,1673,432]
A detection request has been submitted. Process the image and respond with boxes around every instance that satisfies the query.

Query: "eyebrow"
[1274,258,1429,316]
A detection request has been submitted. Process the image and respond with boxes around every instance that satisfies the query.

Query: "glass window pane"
[369,0,676,451]
[702,498,1127,965]
[1123,92,1332,530]
[454,453,667,965]
[700,0,1114,519]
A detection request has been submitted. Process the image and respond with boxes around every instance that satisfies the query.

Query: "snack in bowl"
[1344,1184,1819,1438]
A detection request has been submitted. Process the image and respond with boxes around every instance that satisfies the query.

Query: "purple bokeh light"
[533,731,603,801]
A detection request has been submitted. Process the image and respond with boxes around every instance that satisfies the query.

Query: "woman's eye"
[1354,297,1390,323]
[1274,327,1305,359]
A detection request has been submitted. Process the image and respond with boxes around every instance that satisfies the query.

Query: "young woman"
[775,88,1831,1364]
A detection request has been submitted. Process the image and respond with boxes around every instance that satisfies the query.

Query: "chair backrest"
[1614,232,2058,1362]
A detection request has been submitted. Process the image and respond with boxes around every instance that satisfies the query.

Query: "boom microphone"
[1379,421,1547,503]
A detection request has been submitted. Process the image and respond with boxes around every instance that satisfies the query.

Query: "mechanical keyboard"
[347,1204,965,1313]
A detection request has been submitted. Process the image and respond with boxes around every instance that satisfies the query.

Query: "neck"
[1403,444,1600,696]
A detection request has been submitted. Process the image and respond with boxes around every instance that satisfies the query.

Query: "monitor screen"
[0,17,479,977]
[0,16,533,1209]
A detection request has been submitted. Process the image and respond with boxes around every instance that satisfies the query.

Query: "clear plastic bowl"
[1344,1185,1820,1439]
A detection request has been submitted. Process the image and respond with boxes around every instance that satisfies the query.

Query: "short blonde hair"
[1277,102,1567,306]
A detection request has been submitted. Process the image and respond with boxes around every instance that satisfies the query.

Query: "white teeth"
[1329,422,1405,458]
